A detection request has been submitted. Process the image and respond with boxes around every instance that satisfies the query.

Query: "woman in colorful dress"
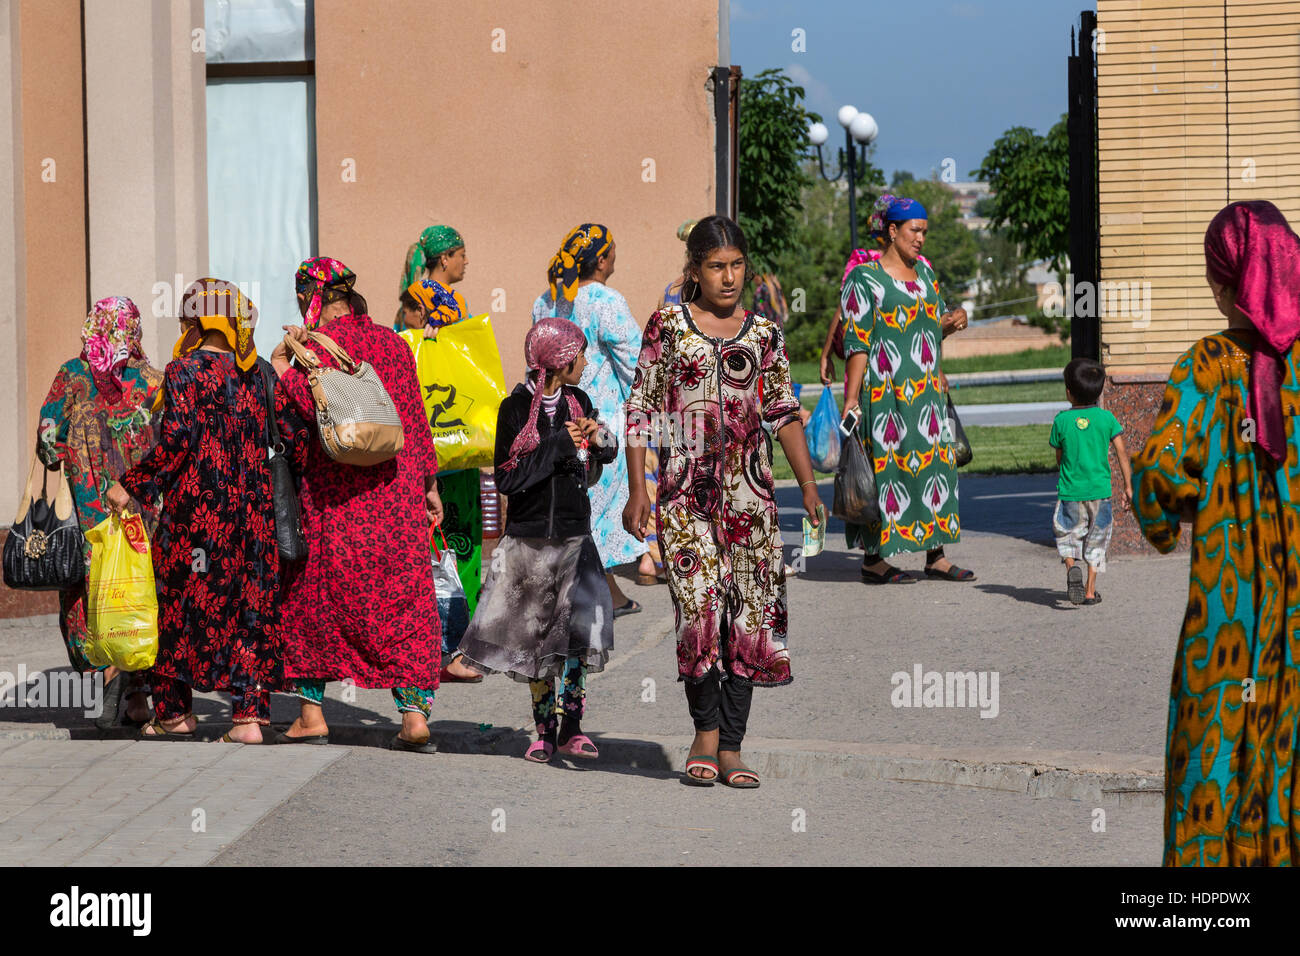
[272,258,445,752]
[534,223,649,616]
[107,279,310,742]
[1133,200,1300,866]
[841,194,974,584]
[38,296,162,728]
[398,225,484,682]
[624,215,821,788]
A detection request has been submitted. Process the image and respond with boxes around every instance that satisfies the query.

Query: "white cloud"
[785,62,833,115]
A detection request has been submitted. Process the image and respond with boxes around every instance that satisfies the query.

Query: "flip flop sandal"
[861,565,915,585]
[524,739,556,763]
[388,733,438,754]
[93,671,126,732]
[924,564,976,581]
[438,666,485,684]
[684,755,719,786]
[613,599,642,618]
[273,730,330,745]
[720,766,761,789]
[138,719,195,741]
[1083,591,1103,606]
[556,734,599,759]
[1066,565,1085,604]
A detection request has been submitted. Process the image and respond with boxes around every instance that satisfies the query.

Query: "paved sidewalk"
[0,474,1188,864]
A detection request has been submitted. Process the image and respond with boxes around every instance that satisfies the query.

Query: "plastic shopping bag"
[806,385,842,473]
[83,512,158,671]
[430,527,469,656]
[831,410,881,530]
[399,316,508,471]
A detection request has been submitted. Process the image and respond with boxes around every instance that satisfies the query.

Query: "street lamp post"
[808,106,878,251]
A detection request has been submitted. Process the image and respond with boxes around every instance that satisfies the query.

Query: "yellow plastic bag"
[400,315,508,471]
[84,512,158,671]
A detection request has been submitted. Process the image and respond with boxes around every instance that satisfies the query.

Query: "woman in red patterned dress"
[107,279,310,742]
[271,258,445,753]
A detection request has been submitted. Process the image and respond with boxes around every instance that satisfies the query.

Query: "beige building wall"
[10,0,87,496]
[85,0,208,367]
[313,0,723,382]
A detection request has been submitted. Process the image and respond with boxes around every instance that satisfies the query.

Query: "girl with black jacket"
[456,319,617,762]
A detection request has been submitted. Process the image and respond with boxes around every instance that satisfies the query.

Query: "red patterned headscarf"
[500,318,587,472]
[1204,200,1300,462]
[296,256,358,330]
[81,296,145,403]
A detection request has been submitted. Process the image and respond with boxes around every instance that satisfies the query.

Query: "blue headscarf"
[868,193,928,243]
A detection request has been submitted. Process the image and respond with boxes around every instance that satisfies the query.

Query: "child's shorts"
[1053,499,1113,571]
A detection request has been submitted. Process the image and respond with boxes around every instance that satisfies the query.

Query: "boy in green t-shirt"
[1049,358,1132,605]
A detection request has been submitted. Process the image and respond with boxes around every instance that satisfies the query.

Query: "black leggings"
[684,671,754,751]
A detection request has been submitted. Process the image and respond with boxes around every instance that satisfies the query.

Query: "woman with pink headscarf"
[36,297,163,729]
[1133,199,1300,866]
[456,318,617,762]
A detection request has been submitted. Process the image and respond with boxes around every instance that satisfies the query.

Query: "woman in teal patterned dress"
[841,195,975,584]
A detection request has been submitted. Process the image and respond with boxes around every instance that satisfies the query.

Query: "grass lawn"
[790,344,1070,385]
[772,423,1056,480]
[949,381,1065,406]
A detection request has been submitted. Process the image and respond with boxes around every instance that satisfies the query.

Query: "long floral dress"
[119,352,309,711]
[841,255,960,556]
[626,305,801,685]
[38,358,162,670]
[534,283,649,569]
[277,314,443,689]
[1133,329,1300,866]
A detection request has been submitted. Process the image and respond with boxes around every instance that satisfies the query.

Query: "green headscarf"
[401,225,464,291]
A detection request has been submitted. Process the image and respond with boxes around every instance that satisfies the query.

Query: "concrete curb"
[0,720,1163,805]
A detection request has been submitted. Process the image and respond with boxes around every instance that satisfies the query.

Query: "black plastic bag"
[831,411,881,530]
[944,394,973,468]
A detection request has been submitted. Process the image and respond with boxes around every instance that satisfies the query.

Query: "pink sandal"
[556,734,599,759]
[524,739,555,763]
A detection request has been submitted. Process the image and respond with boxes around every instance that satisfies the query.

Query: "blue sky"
[729,0,1096,181]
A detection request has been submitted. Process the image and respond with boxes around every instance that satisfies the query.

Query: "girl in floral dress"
[623,216,821,788]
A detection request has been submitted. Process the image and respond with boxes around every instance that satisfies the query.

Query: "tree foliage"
[971,115,1069,270]
[737,69,822,272]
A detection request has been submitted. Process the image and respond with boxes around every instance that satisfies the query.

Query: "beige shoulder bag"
[284,331,405,466]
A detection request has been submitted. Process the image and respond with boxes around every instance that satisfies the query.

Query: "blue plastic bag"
[807,385,842,473]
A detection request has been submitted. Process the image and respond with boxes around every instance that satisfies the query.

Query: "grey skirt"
[457,534,614,683]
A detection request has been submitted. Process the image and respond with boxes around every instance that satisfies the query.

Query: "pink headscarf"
[499,318,588,472]
[842,248,879,285]
[82,296,144,403]
[1204,200,1300,462]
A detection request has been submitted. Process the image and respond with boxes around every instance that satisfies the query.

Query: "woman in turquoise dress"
[841,194,974,584]
[533,223,649,616]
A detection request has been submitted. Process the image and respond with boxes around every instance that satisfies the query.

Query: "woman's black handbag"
[258,361,307,562]
[831,410,881,530]
[944,394,973,468]
[3,454,85,591]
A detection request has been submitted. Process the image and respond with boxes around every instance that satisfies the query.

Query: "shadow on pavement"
[975,582,1079,610]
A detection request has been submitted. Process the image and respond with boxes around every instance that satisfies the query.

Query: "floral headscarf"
[868,194,928,245]
[1204,200,1300,462]
[406,278,466,330]
[499,318,587,472]
[173,278,258,372]
[81,296,145,403]
[296,256,358,330]
[402,225,464,291]
[547,224,613,318]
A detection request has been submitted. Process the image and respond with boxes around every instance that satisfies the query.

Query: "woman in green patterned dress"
[841,195,975,584]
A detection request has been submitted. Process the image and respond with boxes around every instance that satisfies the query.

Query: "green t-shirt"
[1050,406,1122,501]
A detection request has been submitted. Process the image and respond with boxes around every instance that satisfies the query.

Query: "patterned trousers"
[292,678,434,718]
[152,675,269,725]
[529,657,586,736]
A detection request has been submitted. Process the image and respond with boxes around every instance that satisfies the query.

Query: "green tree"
[737,69,822,272]
[971,115,1069,270]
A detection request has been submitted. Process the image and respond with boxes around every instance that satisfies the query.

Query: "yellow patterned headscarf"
[173,277,258,371]
[546,223,612,317]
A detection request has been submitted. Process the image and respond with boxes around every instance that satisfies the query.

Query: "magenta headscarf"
[499,318,588,472]
[82,296,144,403]
[1204,200,1300,462]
